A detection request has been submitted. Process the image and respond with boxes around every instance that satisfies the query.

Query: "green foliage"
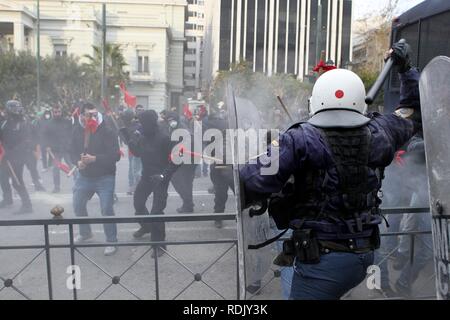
[0,44,128,114]
[83,43,129,104]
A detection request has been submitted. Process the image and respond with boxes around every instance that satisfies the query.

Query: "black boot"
[133,227,151,239]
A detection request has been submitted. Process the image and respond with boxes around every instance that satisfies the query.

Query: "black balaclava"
[138,110,159,138]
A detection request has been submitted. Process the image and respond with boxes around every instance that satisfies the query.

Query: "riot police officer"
[240,41,421,300]
[0,100,34,213]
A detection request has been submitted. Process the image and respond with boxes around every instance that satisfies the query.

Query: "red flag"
[50,156,71,174]
[313,60,337,73]
[183,105,193,120]
[57,162,71,174]
[119,82,137,108]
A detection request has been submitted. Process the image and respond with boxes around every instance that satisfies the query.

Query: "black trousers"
[24,151,42,187]
[0,159,32,207]
[170,164,196,210]
[133,176,170,242]
[210,165,235,213]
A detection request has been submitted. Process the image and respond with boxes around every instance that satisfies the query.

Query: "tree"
[83,43,129,105]
[0,51,99,114]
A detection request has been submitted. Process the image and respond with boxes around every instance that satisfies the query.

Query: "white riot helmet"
[308,69,370,128]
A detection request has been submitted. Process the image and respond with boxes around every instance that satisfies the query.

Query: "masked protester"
[44,106,73,193]
[240,41,421,300]
[0,100,34,214]
[120,110,178,258]
[69,102,120,256]
[162,111,197,214]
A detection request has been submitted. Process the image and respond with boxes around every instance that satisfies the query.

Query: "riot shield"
[226,85,273,299]
[420,56,450,300]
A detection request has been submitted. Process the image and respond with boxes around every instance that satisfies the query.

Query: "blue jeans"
[290,251,374,300]
[73,175,117,243]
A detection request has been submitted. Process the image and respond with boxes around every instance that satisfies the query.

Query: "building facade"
[203,0,353,86]
[0,0,187,111]
[184,0,206,99]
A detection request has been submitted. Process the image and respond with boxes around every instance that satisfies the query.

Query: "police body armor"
[269,125,383,265]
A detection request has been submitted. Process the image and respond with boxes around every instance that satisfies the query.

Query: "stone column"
[13,22,25,51]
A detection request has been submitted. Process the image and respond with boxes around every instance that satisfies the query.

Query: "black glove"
[390,41,412,73]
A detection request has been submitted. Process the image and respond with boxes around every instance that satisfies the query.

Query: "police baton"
[365,39,406,105]
[276,96,294,122]
[6,160,21,186]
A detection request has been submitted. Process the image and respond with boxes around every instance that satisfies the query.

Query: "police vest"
[268,125,384,233]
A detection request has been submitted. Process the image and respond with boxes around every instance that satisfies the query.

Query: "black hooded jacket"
[122,110,177,178]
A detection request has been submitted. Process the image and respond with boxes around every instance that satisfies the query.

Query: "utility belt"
[273,226,380,267]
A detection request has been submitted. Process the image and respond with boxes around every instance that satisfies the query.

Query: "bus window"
[419,10,450,70]
[390,22,420,90]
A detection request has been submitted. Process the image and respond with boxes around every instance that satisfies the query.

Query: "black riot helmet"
[6,100,25,117]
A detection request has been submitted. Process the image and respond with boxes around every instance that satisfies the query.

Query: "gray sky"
[354,0,425,20]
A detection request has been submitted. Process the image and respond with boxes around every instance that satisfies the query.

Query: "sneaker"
[104,246,118,256]
[133,227,151,239]
[0,200,13,209]
[176,207,194,214]
[14,206,33,214]
[74,234,94,244]
[127,191,133,196]
[207,186,215,194]
[151,246,166,259]
[214,220,224,229]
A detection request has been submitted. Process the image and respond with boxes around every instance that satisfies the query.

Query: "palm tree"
[83,43,128,104]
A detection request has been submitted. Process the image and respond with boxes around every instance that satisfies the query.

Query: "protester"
[69,102,120,256]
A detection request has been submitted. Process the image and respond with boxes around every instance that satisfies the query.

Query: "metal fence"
[0,208,435,300]
[0,214,239,300]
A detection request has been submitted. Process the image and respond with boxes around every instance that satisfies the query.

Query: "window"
[54,44,67,57]
[137,50,149,73]
[136,96,149,109]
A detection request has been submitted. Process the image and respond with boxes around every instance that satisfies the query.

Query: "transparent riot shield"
[420,56,450,300]
[226,85,273,300]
